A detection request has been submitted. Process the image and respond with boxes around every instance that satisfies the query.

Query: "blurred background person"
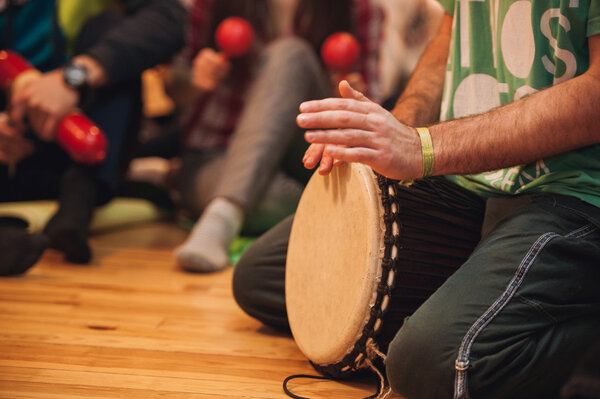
[129,0,382,273]
[0,0,186,275]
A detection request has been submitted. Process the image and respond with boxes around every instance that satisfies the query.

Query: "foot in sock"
[0,227,49,276]
[175,198,243,273]
[44,213,91,264]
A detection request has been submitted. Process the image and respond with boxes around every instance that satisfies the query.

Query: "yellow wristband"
[416,127,434,178]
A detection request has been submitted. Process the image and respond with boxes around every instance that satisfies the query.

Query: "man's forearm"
[392,13,452,126]
[431,35,600,176]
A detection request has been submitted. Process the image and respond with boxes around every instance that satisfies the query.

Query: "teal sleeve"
[437,0,455,16]
[588,0,600,36]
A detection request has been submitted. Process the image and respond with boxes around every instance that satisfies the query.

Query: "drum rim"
[286,163,385,365]
[308,172,401,378]
[286,163,403,378]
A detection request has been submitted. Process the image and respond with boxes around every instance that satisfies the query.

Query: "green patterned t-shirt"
[438,0,600,207]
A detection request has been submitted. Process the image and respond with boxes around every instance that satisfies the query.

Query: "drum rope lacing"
[282,173,401,399]
[282,344,392,399]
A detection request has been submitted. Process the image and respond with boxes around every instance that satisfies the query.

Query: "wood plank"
[0,343,382,398]
[0,381,241,399]
[0,222,403,398]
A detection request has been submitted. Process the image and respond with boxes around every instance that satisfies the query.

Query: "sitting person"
[159,0,381,273]
[233,1,600,398]
[0,0,186,275]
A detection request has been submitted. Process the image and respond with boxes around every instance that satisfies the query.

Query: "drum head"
[286,163,384,366]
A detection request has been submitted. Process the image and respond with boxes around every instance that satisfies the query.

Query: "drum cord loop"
[281,340,392,399]
[282,357,393,399]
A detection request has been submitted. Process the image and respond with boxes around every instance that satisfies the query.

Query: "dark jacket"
[1,0,187,85]
[84,0,187,85]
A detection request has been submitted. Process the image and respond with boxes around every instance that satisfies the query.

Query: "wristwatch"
[63,62,91,104]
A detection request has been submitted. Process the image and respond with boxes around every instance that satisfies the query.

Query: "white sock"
[175,198,243,272]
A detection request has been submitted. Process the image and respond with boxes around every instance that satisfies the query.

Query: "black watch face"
[64,64,88,88]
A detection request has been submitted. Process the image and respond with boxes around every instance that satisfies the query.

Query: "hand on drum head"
[302,143,345,175]
[297,80,424,180]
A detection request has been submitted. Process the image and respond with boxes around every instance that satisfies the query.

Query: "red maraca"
[321,32,361,74]
[0,50,107,165]
[215,17,255,58]
[55,112,107,165]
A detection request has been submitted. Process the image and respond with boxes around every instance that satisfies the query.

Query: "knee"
[231,249,289,331]
[385,315,457,399]
[261,36,321,71]
[232,217,291,330]
[264,36,313,58]
[231,239,282,319]
[231,249,258,313]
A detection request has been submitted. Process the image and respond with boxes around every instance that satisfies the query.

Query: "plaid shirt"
[181,0,382,150]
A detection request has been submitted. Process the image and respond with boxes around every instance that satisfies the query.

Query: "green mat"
[0,198,169,234]
[228,236,256,264]
[0,199,256,264]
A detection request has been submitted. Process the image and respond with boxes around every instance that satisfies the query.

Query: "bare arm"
[302,13,451,175]
[392,13,452,126]
[298,34,600,180]
[432,34,600,176]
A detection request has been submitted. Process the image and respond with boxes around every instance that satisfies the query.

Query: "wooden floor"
[0,221,401,399]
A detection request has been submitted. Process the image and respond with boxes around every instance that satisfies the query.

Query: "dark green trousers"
[232,178,600,399]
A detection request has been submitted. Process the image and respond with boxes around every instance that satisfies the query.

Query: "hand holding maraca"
[215,17,255,58]
[191,48,231,92]
[10,68,79,140]
[321,32,361,73]
[0,50,107,165]
[320,32,365,95]
[191,17,255,92]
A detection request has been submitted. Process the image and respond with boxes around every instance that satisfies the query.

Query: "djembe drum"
[285,163,484,381]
